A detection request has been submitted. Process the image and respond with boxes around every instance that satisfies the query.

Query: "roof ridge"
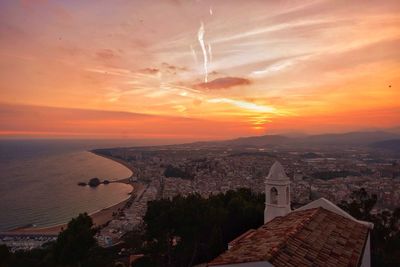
[228,229,256,247]
[268,208,321,261]
[208,207,370,266]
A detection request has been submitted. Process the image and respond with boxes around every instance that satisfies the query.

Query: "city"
[1,0,399,266]
[88,133,400,249]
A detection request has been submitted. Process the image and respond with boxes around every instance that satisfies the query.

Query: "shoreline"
[1,152,137,237]
[90,151,135,183]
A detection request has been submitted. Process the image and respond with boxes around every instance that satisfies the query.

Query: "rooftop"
[208,207,369,267]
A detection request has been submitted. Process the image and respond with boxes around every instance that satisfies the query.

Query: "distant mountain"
[138,131,400,150]
[387,126,400,134]
[185,135,290,148]
[218,135,291,146]
[276,132,309,138]
[300,131,400,146]
[192,131,400,148]
[371,139,400,152]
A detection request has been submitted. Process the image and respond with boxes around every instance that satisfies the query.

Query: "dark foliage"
[2,213,114,267]
[339,188,400,267]
[163,164,194,180]
[54,213,96,265]
[301,152,320,159]
[138,188,264,267]
[338,188,377,221]
[312,170,360,180]
[0,245,11,267]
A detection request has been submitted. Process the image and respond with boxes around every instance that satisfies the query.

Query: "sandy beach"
[1,153,137,236]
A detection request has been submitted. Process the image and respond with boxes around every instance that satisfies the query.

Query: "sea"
[0,139,142,232]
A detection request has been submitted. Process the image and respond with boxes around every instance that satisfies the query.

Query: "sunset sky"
[0,0,399,140]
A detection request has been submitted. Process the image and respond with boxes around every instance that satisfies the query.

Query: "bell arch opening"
[286,186,290,205]
[270,187,278,205]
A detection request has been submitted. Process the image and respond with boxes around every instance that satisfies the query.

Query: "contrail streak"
[190,45,198,64]
[208,43,212,64]
[197,22,208,83]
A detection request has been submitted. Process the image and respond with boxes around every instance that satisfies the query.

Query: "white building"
[264,161,291,223]
[208,161,373,267]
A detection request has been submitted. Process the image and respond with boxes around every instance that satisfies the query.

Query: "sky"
[0,0,399,141]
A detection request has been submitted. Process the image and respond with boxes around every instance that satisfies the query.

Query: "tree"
[1,213,115,267]
[370,208,400,266]
[164,165,194,180]
[338,188,377,221]
[54,213,96,266]
[141,188,264,267]
[0,245,11,267]
[339,188,400,267]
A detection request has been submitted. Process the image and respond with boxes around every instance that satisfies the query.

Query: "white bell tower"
[264,161,291,223]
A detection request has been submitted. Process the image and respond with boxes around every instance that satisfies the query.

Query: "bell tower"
[264,161,291,223]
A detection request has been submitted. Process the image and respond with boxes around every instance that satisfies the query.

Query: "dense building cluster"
[108,145,400,210]
[92,144,399,250]
[0,234,56,252]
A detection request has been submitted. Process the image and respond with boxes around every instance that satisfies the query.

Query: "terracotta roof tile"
[208,207,369,267]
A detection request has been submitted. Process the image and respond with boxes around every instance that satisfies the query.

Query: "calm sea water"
[0,139,137,231]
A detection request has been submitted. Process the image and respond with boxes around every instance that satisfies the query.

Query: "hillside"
[200,131,400,148]
[371,139,400,152]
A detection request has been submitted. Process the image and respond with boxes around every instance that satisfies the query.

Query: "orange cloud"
[139,68,159,75]
[196,77,251,90]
